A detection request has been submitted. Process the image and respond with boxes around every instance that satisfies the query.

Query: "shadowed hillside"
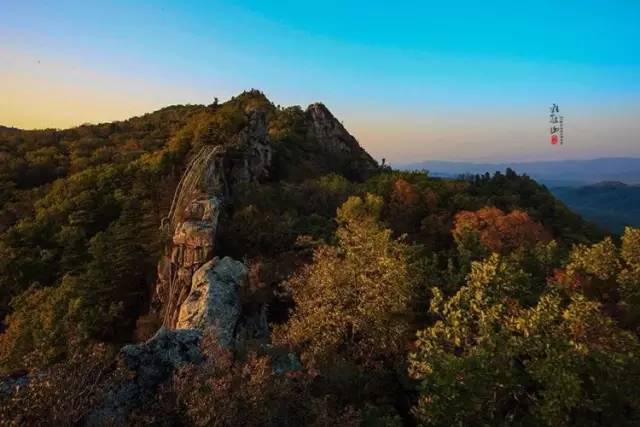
[551,182,640,234]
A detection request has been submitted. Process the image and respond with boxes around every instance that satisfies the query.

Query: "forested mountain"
[551,182,640,234]
[1,91,638,426]
[402,159,640,234]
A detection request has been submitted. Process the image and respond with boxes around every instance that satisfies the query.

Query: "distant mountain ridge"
[550,181,640,234]
[402,158,640,186]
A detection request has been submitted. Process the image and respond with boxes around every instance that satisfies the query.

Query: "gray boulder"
[176,256,247,347]
[120,327,203,389]
[87,328,202,425]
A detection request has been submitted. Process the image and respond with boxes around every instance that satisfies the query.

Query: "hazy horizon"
[398,156,640,166]
[2,1,639,163]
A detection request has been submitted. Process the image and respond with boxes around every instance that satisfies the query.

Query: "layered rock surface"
[153,109,271,328]
[176,256,247,346]
[154,196,221,328]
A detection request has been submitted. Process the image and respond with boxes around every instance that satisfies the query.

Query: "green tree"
[274,194,418,420]
[276,194,417,370]
[410,253,640,426]
[553,227,640,330]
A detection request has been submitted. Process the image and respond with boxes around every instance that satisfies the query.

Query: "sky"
[1,0,639,163]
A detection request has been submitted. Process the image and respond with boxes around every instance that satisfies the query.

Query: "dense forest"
[1,91,638,426]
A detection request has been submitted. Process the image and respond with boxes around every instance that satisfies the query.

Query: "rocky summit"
[87,91,381,420]
[140,94,377,333]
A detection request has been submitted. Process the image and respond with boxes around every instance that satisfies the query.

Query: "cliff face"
[305,103,378,181]
[153,110,272,329]
[154,196,221,328]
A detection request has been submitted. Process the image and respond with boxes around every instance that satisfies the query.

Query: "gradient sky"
[1,1,639,163]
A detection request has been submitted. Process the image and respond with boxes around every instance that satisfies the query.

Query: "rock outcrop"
[87,328,203,425]
[151,104,379,329]
[306,102,379,181]
[120,328,203,389]
[176,256,246,347]
[152,109,272,328]
[155,196,221,328]
[227,108,272,183]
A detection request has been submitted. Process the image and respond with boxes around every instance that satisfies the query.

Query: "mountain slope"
[551,182,640,234]
[0,90,378,334]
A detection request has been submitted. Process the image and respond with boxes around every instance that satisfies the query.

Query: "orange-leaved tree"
[453,207,551,257]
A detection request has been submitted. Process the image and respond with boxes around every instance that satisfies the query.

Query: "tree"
[132,329,361,427]
[276,194,417,371]
[0,201,150,372]
[0,343,124,426]
[273,194,418,420]
[387,178,439,238]
[453,207,551,258]
[551,227,640,330]
[410,253,640,426]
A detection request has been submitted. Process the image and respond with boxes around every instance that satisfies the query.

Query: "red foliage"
[391,179,421,208]
[548,268,584,292]
[453,207,551,254]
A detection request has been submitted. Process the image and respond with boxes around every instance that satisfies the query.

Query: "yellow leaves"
[410,225,640,425]
[622,227,640,266]
[276,194,416,370]
[560,228,640,326]
[568,238,620,281]
[467,253,500,288]
[429,287,444,315]
[620,228,640,296]
[336,193,383,227]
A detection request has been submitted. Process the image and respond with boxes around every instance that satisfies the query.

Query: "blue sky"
[1,0,639,162]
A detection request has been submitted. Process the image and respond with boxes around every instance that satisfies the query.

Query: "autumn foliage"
[453,207,551,254]
[0,343,125,426]
[275,194,417,372]
[129,330,364,427]
[1,91,636,425]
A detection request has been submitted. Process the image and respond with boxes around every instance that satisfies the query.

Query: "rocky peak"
[306,102,351,153]
[305,102,379,181]
[153,109,273,329]
[227,109,272,183]
[306,102,335,122]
